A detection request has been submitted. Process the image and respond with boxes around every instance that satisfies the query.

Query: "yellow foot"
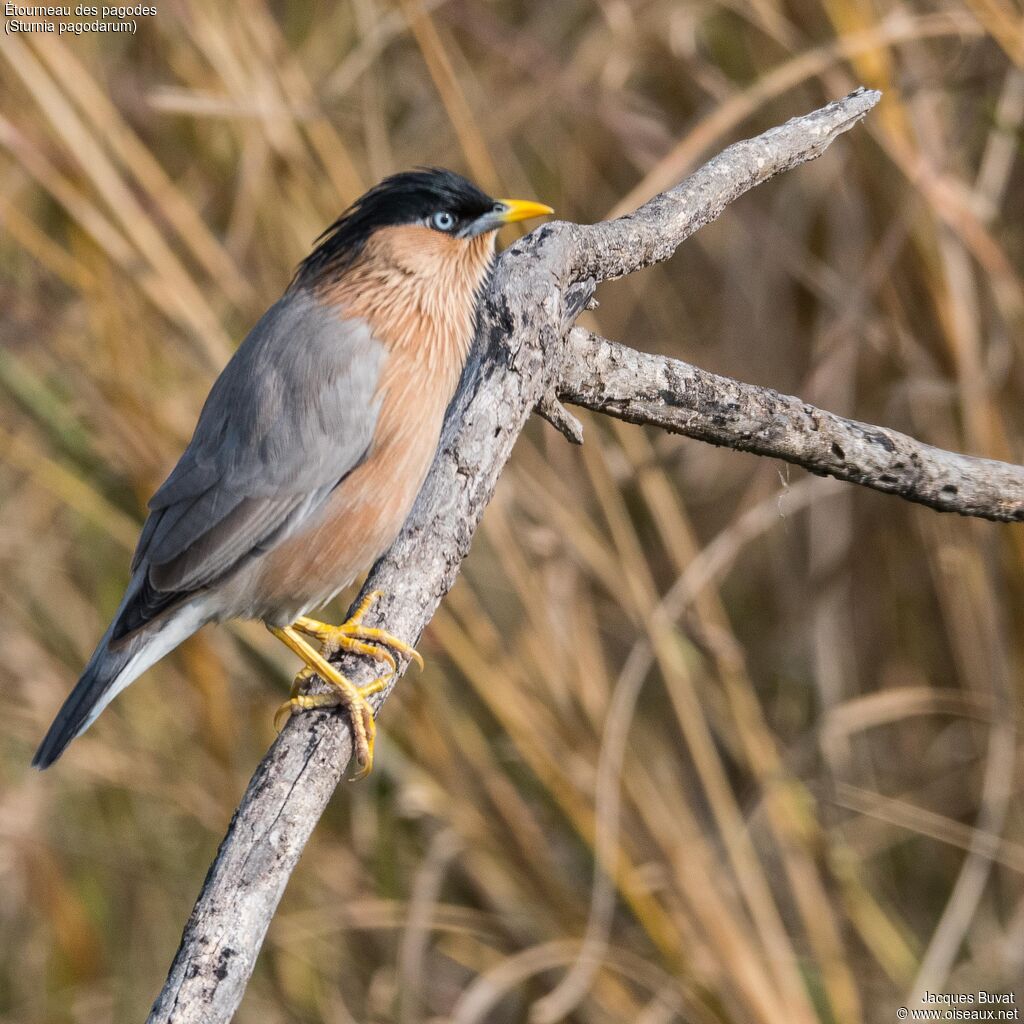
[267,625,391,779]
[292,591,424,671]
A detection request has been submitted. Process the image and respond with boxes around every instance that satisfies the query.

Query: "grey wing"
[113,291,384,641]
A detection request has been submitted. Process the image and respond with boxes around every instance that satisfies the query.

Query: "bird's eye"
[431,210,456,231]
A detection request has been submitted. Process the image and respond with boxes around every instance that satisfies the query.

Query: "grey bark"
[559,330,1024,522]
[147,88,1020,1023]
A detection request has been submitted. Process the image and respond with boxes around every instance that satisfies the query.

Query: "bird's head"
[294,168,553,288]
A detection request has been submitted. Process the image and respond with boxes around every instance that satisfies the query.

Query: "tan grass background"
[1,1,1023,1021]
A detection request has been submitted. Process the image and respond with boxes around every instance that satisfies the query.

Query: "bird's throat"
[315,224,494,376]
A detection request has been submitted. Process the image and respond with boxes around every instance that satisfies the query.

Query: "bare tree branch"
[144,87,1024,1023]
[559,329,1024,522]
[567,86,880,283]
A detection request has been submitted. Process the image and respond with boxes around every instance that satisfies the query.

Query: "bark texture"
[560,330,1024,522]
[147,88,1022,1023]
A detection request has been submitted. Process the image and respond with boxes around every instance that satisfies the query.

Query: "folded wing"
[113,291,385,642]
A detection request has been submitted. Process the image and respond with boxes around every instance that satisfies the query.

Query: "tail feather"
[32,590,210,769]
[32,632,137,769]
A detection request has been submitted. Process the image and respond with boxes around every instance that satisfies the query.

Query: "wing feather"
[118,291,384,638]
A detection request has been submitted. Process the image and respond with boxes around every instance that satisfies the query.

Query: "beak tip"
[496,198,555,225]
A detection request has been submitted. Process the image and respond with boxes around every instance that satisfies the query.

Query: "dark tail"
[32,590,205,769]
[32,630,137,769]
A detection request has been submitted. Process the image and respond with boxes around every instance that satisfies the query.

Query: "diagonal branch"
[568,86,880,283]
[144,87,1023,1024]
[559,330,1024,522]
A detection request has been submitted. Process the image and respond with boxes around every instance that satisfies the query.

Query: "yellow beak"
[495,198,555,224]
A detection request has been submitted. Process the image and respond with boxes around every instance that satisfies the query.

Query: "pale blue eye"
[432,211,455,231]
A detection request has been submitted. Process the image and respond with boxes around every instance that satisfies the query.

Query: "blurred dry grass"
[1,0,1023,1021]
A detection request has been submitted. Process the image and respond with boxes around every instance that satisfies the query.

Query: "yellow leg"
[267,624,390,779]
[292,590,424,670]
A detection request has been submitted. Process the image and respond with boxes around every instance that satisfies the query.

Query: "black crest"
[294,168,496,284]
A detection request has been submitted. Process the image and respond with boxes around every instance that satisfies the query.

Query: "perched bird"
[33,169,553,776]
